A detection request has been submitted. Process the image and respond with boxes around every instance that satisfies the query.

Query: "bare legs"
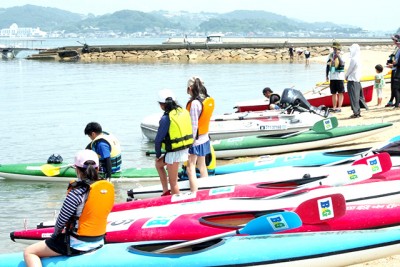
[155,157,169,194]
[166,162,180,194]
[24,240,60,267]
[155,158,180,195]
[187,154,199,192]
[331,93,344,110]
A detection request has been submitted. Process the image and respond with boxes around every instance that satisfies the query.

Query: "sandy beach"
[221,45,400,266]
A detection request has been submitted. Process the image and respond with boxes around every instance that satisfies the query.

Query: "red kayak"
[10,193,400,245]
[234,84,373,112]
[110,152,391,212]
[305,84,373,108]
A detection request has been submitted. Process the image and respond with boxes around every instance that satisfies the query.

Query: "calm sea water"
[0,37,325,254]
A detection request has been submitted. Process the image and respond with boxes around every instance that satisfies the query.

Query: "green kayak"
[0,163,160,182]
[211,122,393,158]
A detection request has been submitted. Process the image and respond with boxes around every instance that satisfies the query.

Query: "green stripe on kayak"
[212,123,393,150]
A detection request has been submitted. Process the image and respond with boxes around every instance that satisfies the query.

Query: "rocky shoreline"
[79,44,393,63]
[26,38,394,62]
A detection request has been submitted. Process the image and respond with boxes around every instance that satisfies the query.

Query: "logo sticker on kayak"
[367,156,382,174]
[259,124,288,130]
[323,119,334,130]
[346,168,359,181]
[209,186,235,195]
[267,214,290,231]
[318,197,334,220]
[142,215,180,228]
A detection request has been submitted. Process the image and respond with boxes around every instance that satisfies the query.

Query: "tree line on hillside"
[0,5,368,35]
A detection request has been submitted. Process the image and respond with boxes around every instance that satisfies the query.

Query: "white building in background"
[0,23,47,37]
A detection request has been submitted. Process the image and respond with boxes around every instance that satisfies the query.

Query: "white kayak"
[140,111,325,141]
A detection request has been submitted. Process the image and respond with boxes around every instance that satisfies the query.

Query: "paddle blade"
[294,194,346,224]
[312,117,338,133]
[40,164,61,177]
[351,152,392,175]
[154,211,302,253]
[238,211,302,235]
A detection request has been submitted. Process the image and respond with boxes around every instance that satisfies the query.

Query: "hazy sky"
[1,0,396,32]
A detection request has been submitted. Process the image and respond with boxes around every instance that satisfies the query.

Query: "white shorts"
[165,149,189,164]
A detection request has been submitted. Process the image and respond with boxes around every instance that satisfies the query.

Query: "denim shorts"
[189,140,211,156]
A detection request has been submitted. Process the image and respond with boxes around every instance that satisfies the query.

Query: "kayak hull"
[0,163,160,182]
[141,112,324,141]
[3,228,400,267]
[11,200,400,245]
[212,123,392,158]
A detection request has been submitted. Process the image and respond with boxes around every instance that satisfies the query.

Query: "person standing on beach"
[326,41,345,112]
[304,48,311,65]
[346,44,367,118]
[155,89,193,196]
[289,45,294,61]
[374,64,385,106]
[386,35,400,107]
[186,76,215,192]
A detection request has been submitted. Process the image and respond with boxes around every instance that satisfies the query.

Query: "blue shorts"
[189,140,211,156]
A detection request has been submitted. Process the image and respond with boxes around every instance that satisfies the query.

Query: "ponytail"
[76,160,99,181]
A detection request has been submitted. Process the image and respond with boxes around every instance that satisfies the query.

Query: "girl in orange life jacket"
[24,150,115,267]
[186,76,215,192]
[155,89,193,196]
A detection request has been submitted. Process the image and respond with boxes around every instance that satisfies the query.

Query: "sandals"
[349,114,361,118]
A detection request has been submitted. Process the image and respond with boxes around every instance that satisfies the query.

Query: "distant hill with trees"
[0,5,364,35]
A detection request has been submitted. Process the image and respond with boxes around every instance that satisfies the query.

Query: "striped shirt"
[53,187,87,235]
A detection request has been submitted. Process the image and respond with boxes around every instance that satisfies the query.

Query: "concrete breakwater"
[80,45,394,63]
[28,39,394,62]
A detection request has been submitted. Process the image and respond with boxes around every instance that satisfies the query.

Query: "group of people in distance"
[326,37,399,118]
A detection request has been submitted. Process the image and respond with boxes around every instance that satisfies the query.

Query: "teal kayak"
[2,228,400,266]
[211,122,393,158]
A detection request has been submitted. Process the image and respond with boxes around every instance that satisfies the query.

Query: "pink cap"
[74,150,99,168]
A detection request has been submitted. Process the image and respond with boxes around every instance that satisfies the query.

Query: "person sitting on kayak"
[269,93,281,110]
[155,89,193,196]
[84,122,122,180]
[23,150,115,267]
[262,87,273,104]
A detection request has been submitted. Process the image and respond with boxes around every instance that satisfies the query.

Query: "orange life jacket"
[186,97,215,136]
[74,180,115,238]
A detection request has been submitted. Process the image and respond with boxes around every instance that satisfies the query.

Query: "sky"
[0,0,396,32]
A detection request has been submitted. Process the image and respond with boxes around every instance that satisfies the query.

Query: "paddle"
[294,193,346,224]
[154,211,302,253]
[261,163,372,200]
[351,152,392,175]
[41,164,73,177]
[281,117,338,138]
